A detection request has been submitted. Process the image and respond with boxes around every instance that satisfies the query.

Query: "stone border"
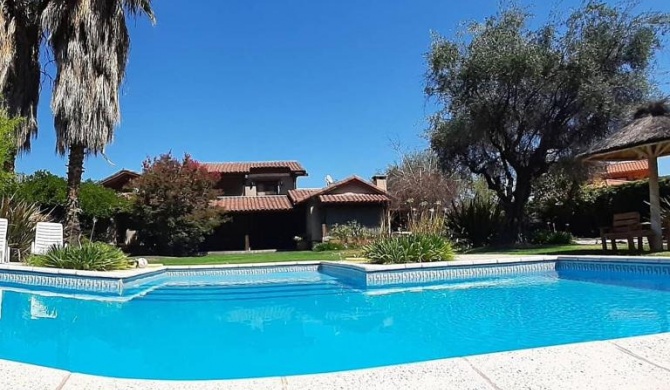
[2,332,668,389]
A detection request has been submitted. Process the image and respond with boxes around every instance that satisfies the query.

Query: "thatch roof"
[581,102,670,161]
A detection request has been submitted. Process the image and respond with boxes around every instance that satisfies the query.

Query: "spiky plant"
[41,0,155,243]
[0,195,51,261]
[28,241,131,271]
[0,0,43,170]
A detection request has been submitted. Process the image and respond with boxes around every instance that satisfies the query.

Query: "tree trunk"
[499,202,524,245]
[64,144,85,244]
[3,151,15,173]
[497,176,533,246]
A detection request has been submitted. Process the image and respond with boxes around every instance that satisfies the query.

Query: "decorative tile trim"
[556,260,670,276]
[365,261,556,287]
[165,265,319,278]
[0,270,122,294]
[3,258,669,296]
[319,264,366,288]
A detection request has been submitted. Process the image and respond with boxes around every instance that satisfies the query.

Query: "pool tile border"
[320,259,558,287]
[2,255,670,294]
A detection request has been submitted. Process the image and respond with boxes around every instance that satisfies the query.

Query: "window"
[257,181,280,195]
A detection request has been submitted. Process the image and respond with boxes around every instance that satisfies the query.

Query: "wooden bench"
[600,212,654,251]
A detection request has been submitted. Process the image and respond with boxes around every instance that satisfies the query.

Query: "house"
[99,169,140,193]
[101,161,390,251]
[590,161,649,186]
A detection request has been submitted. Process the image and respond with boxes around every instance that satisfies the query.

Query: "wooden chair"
[599,212,654,251]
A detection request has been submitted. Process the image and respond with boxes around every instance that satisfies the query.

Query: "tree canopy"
[386,149,460,211]
[129,153,227,256]
[427,0,670,243]
[16,170,130,220]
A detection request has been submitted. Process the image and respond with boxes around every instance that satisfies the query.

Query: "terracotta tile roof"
[211,196,293,212]
[100,169,140,184]
[202,161,307,175]
[99,169,141,190]
[290,176,388,205]
[288,189,321,203]
[318,194,390,204]
[606,160,648,174]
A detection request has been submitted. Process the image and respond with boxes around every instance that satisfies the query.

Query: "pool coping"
[5,332,669,389]
[1,254,668,279]
[1,255,670,389]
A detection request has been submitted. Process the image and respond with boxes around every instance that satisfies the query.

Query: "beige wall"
[372,176,387,191]
[244,184,257,197]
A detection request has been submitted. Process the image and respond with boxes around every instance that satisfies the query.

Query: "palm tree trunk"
[64,144,85,244]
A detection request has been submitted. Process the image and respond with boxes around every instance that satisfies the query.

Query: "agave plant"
[0,195,51,261]
[363,234,454,264]
[28,241,131,271]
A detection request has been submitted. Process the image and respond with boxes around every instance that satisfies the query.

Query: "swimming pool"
[0,258,668,380]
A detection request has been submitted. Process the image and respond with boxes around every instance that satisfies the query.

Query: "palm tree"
[41,0,154,242]
[0,0,43,171]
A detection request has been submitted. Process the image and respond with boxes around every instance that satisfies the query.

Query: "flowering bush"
[128,153,228,256]
[329,221,379,248]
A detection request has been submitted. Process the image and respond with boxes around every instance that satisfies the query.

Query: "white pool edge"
[5,332,669,390]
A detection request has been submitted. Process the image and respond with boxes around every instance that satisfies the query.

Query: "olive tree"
[427,1,670,244]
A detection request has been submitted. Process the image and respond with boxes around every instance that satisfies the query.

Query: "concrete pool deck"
[1,332,667,390]
[0,255,669,389]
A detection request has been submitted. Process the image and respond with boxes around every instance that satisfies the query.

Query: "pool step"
[140,281,347,301]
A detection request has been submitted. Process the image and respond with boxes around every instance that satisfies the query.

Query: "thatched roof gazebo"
[580,102,670,251]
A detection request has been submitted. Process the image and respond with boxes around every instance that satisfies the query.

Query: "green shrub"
[363,234,454,264]
[447,194,503,248]
[15,171,131,241]
[28,242,131,271]
[313,241,345,252]
[530,230,573,245]
[0,196,51,261]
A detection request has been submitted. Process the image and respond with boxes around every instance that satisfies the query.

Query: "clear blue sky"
[17,0,670,188]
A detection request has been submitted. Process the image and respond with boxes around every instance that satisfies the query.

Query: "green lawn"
[149,243,670,266]
[464,243,670,256]
[150,250,360,266]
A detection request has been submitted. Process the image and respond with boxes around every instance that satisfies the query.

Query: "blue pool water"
[0,267,669,379]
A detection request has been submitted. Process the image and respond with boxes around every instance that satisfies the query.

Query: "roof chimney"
[371,175,387,191]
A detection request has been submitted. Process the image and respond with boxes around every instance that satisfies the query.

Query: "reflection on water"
[28,296,58,320]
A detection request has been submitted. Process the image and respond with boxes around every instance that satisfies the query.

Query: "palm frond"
[0,0,41,153]
[41,0,154,155]
[123,0,155,24]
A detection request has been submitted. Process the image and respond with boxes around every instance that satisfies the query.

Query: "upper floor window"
[257,181,280,195]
